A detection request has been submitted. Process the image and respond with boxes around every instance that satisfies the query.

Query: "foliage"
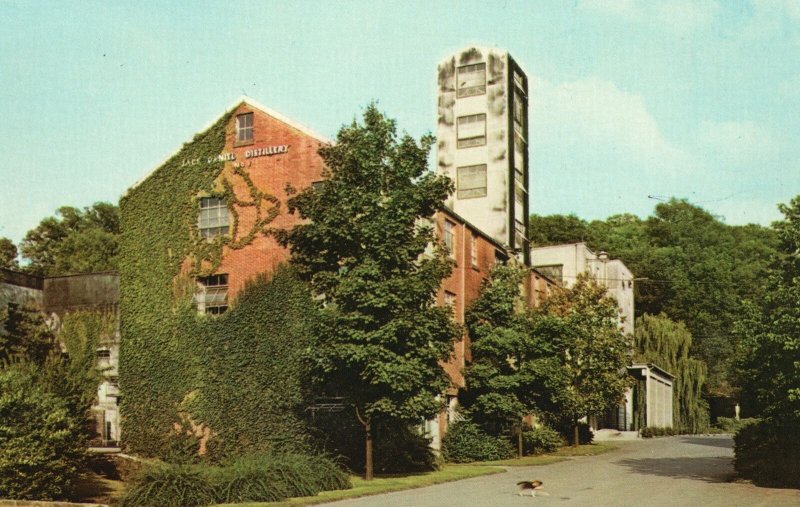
[278,104,459,478]
[461,265,537,430]
[529,275,632,444]
[528,214,588,247]
[119,453,351,507]
[714,416,757,434]
[734,420,800,488]
[440,420,515,463]
[640,426,677,438]
[553,420,594,445]
[0,237,18,269]
[0,363,87,500]
[531,201,779,395]
[732,196,800,487]
[521,425,564,455]
[633,313,709,433]
[310,412,438,474]
[20,202,119,276]
[119,109,316,461]
[0,302,56,366]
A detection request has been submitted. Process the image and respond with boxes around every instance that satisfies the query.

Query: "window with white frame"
[457,164,487,199]
[444,220,455,257]
[198,197,229,239]
[457,114,486,148]
[194,274,228,315]
[457,63,486,98]
[235,112,254,144]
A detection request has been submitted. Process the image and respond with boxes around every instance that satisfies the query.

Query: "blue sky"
[1,0,799,245]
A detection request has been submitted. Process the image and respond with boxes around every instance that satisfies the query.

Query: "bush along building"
[0,268,120,446]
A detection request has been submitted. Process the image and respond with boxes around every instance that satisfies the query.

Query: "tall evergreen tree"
[278,105,460,480]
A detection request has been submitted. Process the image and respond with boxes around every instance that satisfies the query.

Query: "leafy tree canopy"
[530,199,778,395]
[278,104,460,479]
[19,202,119,276]
[0,237,18,270]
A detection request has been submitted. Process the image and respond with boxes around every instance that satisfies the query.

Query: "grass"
[471,441,618,467]
[213,465,504,507]
[214,442,618,506]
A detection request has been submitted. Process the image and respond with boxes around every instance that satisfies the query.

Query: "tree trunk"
[517,426,523,458]
[365,419,374,480]
[573,419,579,448]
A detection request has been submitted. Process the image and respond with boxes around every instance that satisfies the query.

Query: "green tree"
[20,202,119,276]
[0,237,18,269]
[633,313,709,433]
[528,214,587,247]
[461,264,558,455]
[0,363,87,500]
[278,105,460,480]
[0,302,56,366]
[732,196,800,486]
[530,275,632,446]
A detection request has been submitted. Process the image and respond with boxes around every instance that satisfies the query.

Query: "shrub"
[120,452,351,507]
[555,421,594,445]
[119,464,216,507]
[734,419,800,488]
[715,417,757,434]
[522,425,565,455]
[640,426,677,438]
[441,420,515,463]
[0,364,86,501]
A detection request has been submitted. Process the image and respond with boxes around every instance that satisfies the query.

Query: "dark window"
[457,63,486,98]
[457,114,486,148]
[195,274,229,315]
[198,197,229,239]
[236,113,254,144]
[97,349,111,359]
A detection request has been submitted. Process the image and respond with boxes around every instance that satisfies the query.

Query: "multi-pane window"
[194,274,228,315]
[235,113,254,144]
[457,63,486,98]
[515,219,526,249]
[457,164,487,199]
[457,114,486,148]
[198,197,229,238]
[470,234,478,268]
[444,291,456,308]
[444,220,455,257]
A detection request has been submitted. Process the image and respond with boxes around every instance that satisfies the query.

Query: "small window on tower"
[457,114,486,149]
[457,164,487,199]
[235,113,254,144]
[194,274,229,315]
[457,63,486,98]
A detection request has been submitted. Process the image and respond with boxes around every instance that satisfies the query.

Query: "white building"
[531,242,634,335]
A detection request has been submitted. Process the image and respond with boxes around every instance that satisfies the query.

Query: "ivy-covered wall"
[119,103,322,459]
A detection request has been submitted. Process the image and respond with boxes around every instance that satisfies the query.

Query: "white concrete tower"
[436,47,530,264]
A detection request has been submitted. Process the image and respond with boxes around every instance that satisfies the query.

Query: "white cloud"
[531,75,693,175]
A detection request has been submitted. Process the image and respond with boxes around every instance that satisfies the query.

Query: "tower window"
[457,63,486,98]
[235,113,254,144]
[457,164,487,199]
[194,274,228,315]
[457,114,486,149]
[198,197,229,239]
[513,90,525,133]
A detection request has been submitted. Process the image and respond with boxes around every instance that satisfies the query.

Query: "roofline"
[438,45,511,65]
[44,270,119,280]
[124,96,332,195]
[629,363,675,380]
[441,205,507,252]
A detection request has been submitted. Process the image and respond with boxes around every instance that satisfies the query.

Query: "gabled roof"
[125,96,332,195]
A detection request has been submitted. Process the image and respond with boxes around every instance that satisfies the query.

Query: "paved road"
[324,435,800,506]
